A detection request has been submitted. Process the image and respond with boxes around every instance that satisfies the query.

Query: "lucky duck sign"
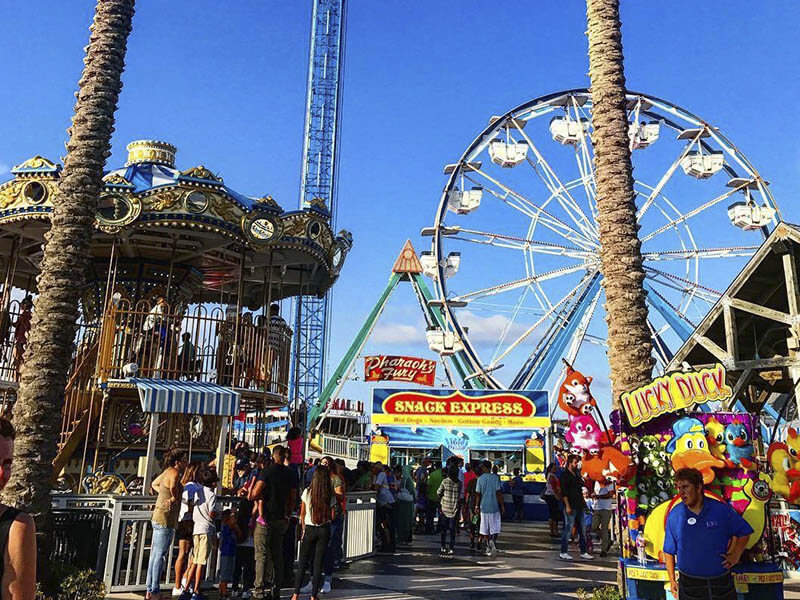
[620,363,733,427]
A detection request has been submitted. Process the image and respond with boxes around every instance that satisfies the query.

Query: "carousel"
[0,140,353,493]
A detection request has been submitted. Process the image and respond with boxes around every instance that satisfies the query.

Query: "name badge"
[687,517,697,525]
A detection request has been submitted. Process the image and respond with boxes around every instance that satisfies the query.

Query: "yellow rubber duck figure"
[741,473,771,549]
[705,416,728,464]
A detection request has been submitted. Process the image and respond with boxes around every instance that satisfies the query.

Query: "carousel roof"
[0,140,352,306]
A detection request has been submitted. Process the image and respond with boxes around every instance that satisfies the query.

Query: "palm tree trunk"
[1,0,135,574]
[585,0,652,592]
[586,0,654,405]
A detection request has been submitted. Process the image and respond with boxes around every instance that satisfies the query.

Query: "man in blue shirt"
[664,467,752,600]
[474,460,504,556]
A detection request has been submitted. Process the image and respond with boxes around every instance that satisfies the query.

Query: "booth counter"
[622,558,784,600]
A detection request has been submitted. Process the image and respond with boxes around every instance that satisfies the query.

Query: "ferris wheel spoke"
[640,183,748,244]
[452,262,593,303]
[513,125,599,242]
[488,286,531,366]
[488,271,598,368]
[570,98,599,221]
[644,279,700,332]
[451,228,594,260]
[636,130,704,221]
[466,169,598,250]
[642,246,759,262]
[644,266,721,304]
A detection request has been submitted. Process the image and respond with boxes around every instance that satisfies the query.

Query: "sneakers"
[580,552,594,560]
[440,546,448,554]
[241,592,252,599]
[447,548,454,555]
[178,591,192,600]
[488,540,497,554]
[321,578,332,594]
[190,593,206,600]
[559,552,574,560]
[172,588,184,597]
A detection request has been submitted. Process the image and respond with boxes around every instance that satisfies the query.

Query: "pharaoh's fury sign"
[364,355,436,385]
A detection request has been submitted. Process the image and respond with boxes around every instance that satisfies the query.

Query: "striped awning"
[130,379,241,416]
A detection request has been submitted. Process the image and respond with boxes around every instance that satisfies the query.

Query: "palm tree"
[585,0,654,405]
[2,0,136,570]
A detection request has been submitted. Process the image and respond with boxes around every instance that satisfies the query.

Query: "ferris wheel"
[421,89,780,402]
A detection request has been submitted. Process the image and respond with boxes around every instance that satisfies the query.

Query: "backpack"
[551,473,563,501]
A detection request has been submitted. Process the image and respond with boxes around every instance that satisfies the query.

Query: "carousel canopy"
[0,140,353,309]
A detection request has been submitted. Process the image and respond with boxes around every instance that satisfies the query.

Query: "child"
[233,498,256,598]
[217,508,238,599]
[582,487,594,554]
[180,466,219,600]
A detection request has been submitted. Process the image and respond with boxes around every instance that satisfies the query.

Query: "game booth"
[369,387,551,518]
[605,364,785,600]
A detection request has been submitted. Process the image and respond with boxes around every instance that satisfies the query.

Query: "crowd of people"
[144,441,620,600]
[144,434,351,600]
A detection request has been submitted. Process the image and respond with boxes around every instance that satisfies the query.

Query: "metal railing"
[321,435,371,462]
[52,491,375,593]
[342,491,376,561]
[102,300,292,395]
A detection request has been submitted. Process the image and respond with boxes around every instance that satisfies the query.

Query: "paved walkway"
[110,522,800,599]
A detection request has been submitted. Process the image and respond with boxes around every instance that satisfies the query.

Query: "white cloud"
[369,310,539,350]
[457,310,536,345]
[371,322,426,345]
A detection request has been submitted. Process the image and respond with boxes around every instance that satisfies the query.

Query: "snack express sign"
[372,388,550,429]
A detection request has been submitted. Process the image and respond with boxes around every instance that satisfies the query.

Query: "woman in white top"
[291,466,335,600]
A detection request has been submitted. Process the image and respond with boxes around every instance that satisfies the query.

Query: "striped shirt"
[437,478,461,518]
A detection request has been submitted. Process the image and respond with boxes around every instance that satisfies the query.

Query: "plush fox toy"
[557,360,598,417]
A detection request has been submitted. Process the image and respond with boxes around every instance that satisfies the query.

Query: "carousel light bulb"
[111,292,122,306]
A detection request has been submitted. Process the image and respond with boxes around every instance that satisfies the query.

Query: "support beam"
[308,272,402,425]
[726,368,753,411]
[728,297,793,326]
[692,334,731,364]
[735,357,797,370]
[216,417,229,493]
[723,302,739,363]
[142,414,159,494]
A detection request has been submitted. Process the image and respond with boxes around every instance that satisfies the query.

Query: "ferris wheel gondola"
[423,89,780,403]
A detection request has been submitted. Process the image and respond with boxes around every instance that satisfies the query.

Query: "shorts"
[217,554,235,582]
[479,511,501,536]
[192,533,211,565]
[176,520,193,543]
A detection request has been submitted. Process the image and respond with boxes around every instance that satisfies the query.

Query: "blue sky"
[1,2,799,414]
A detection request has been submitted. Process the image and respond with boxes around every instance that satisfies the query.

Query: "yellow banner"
[626,567,669,581]
[621,363,733,427]
[371,413,550,428]
[625,567,782,585]
[221,453,236,489]
[733,572,783,584]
